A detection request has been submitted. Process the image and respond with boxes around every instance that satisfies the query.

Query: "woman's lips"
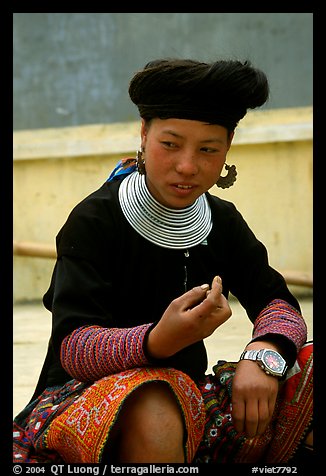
[170,183,197,195]
[176,184,193,189]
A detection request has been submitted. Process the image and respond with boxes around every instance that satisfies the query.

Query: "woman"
[13,58,313,464]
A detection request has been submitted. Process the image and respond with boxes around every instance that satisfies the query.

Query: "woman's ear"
[227,131,235,150]
[140,119,147,146]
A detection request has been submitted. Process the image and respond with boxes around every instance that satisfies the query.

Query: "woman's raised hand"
[147,276,232,359]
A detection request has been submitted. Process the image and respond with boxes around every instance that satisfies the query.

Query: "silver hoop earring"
[136,149,146,175]
[216,164,237,189]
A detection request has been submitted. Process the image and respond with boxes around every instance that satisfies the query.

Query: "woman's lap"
[13,367,204,463]
[13,342,313,464]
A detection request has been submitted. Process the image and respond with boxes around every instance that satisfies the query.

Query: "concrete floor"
[13,296,313,418]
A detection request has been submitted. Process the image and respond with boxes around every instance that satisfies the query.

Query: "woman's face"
[141,118,234,209]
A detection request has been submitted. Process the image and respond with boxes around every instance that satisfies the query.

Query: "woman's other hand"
[232,340,281,438]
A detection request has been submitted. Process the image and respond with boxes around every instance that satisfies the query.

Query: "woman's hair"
[128,58,269,130]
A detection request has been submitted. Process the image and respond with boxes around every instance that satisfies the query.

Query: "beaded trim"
[118,172,212,249]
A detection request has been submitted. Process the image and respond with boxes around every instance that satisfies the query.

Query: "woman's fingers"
[206,276,224,306]
[175,283,211,311]
[232,362,279,438]
[148,276,231,358]
[233,397,273,438]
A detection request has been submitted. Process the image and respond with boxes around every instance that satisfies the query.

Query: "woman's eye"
[162,141,177,148]
[201,147,218,153]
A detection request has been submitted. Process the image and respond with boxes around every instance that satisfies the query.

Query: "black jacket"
[32,178,300,399]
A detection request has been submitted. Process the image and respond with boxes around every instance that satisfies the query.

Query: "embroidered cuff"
[60,323,152,382]
[251,299,307,356]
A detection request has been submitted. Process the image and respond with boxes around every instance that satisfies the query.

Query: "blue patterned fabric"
[107,158,137,182]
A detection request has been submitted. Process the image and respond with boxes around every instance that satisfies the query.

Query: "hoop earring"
[216,164,237,189]
[136,149,146,175]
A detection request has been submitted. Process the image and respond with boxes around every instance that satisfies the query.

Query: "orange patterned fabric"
[13,345,312,463]
[45,367,205,463]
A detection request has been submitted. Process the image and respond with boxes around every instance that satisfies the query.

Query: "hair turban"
[128,58,269,130]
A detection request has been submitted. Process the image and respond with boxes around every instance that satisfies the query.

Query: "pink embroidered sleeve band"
[251,299,307,352]
[60,324,152,382]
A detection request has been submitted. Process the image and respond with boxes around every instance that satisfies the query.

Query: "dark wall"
[13,13,313,130]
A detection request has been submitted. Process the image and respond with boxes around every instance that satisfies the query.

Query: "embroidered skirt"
[13,342,313,464]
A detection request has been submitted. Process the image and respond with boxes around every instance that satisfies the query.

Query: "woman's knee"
[110,381,185,462]
[120,381,184,432]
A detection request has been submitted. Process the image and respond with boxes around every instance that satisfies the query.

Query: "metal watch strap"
[239,349,261,361]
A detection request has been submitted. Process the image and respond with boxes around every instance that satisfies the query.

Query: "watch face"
[263,350,285,372]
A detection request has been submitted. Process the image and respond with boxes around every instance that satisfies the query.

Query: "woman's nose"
[175,153,199,176]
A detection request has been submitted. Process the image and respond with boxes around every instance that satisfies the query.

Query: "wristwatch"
[239,348,288,378]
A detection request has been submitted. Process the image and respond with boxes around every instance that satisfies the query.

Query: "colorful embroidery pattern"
[195,362,246,463]
[14,367,205,463]
[13,380,87,463]
[46,367,205,463]
[195,342,313,463]
[60,324,152,382]
[252,299,307,352]
[264,341,313,462]
[13,345,313,463]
